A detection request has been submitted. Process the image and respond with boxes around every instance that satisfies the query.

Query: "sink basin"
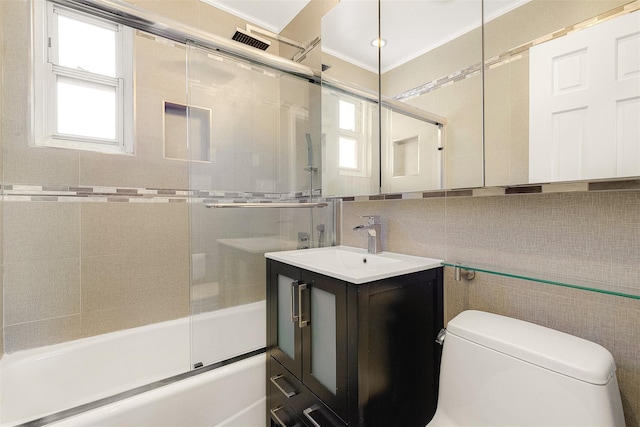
[265,246,442,284]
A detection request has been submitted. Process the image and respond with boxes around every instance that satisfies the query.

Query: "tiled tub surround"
[1,187,326,353]
[0,0,322,354]
[2,200,190,352]
[341,190,640,426]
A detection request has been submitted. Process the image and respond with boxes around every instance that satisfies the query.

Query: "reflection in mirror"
[484,0,640,186]
[321,0,380,196]
[381,107,443,193]
[380,0,484,191]
[322,83,380,196]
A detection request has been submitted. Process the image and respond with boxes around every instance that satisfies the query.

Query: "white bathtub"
[0,301,266,427]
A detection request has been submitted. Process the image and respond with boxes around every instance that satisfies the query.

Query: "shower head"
[305,134,314,167]
[231,28,271,51]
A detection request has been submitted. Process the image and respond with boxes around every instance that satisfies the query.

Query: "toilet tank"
[430,310,625,427]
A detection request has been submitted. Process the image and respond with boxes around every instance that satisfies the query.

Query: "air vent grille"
[231,29,271,51]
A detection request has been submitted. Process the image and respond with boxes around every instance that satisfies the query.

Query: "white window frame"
[32,0,134,154]
[337,96,370,177]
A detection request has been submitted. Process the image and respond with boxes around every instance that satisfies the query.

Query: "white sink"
[265,245,442,284]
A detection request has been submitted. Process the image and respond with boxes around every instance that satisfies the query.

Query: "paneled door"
[529,11,640,183]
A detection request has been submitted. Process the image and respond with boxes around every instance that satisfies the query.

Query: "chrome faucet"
[353,215,382,254]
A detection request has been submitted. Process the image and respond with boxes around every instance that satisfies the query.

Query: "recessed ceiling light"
[370,38,387,48]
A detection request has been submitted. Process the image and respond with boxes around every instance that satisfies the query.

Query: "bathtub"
[0,301,266,426]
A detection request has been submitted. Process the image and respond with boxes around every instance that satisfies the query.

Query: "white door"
[529,11,640,183]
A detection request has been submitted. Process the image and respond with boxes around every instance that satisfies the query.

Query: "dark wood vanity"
[266,258,444,427]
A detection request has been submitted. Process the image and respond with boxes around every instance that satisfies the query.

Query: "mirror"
[380,0,484,192]
[321,0,381,197]
[321,0,486,196]
[484,0,640,186]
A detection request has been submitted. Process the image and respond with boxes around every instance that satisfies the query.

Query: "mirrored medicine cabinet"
[483,0,640,187]
[319,0,640,197]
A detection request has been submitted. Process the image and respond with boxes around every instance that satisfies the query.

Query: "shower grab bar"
[51,0,317,80]
[205,202,328,209]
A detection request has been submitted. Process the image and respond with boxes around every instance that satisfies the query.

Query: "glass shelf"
[441,261,640,300]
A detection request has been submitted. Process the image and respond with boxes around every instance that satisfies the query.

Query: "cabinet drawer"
[269,357,306,407]
[269,398,304,427]
[269,358,346,427]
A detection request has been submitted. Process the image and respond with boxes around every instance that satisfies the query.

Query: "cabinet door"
[300,270,348,421]
[268,261,304,378]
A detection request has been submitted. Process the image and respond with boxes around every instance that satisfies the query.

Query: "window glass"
[34,1,133,153]
[57,77,116,139]
[339,136,358,169]
[338,99,356,131]
[57,14,117,77]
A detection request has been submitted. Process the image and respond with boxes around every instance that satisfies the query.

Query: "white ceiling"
[200,0,311,34]
[323,0,532,74]
[200,0,530,73]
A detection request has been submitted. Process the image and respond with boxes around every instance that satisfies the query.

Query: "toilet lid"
[447,310,617,385]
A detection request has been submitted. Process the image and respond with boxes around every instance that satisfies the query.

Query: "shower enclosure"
[0,0,335,423]
[186,41,335,368]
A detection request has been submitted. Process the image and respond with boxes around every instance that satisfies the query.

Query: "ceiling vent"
[231,28,271,51]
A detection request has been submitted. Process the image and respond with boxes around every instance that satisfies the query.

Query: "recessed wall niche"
[164,101,212,162]
[393,136,420,177]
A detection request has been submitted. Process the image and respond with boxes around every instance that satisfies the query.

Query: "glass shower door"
[186,43,334,368]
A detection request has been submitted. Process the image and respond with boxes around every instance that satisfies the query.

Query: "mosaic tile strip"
[337,180,640,202]
[395,2,640,102]
[1,184,322,204]
[395,64,481,101]
[3,180,639,204]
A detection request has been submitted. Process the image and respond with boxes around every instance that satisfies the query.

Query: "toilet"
[428,310,626,427]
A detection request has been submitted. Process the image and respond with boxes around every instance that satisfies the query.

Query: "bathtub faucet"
[353,215,382,254]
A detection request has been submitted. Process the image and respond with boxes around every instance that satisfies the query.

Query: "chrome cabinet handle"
[298,283,309,328]
[270,406,291,427]
[302,407,322,427]
[290,280,299,322]
[270,374,297,398]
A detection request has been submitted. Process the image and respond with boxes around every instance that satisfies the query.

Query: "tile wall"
[341,190,640,426]
[0,0,3,356]
[0,0,327,353]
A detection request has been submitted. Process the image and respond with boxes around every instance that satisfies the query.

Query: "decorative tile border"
[3,181,639,204]
[1,184,323,204]
[336,180,640,202]
[394,1,640,101]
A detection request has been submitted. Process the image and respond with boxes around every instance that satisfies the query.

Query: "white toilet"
[428,310,626,427]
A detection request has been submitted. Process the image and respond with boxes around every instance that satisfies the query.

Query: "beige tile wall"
[381,26,484,190]
[0,201,3,356]
[3,202,82,350]
[2,202,190,352]
[280,0,338,69]
[341,190,640,426]
[1,0,4,358]
[1,1,80,187]
[79,33,190,190]
[1,0,321,353]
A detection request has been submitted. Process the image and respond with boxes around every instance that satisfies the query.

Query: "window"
[337,97,368,175]
[33,1,134,154]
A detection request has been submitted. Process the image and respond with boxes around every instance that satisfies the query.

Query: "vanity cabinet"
[266,259,444,427]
